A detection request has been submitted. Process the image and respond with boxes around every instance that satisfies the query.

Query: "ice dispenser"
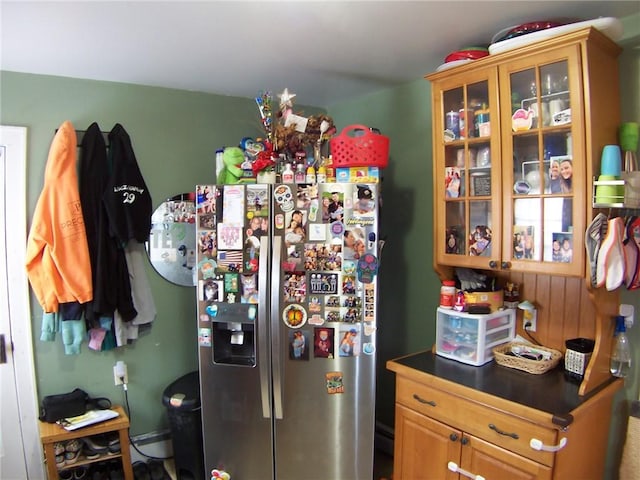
[210,303,256,366]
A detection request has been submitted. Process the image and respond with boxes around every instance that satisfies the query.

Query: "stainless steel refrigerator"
[195,181,380,480]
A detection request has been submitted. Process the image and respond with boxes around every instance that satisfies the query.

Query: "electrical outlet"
[523,309,537,332]
[113,361,128,386]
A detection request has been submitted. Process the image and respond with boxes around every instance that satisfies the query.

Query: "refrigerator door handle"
[258,234,272,419]
[271,235,284,420]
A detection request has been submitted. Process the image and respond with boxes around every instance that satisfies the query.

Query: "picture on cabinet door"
[445,167,462,198]
[469,225,492,256]
[445,227,463,254]
[552,232,573,263]
[514,225,535,260]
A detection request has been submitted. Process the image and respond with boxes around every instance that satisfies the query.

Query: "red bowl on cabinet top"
[444,48,489,63]
[491,20,567,44]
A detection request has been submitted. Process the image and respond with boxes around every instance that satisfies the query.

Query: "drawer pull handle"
[530,437,568,452]
[413,394,436,407]
[488,423,519,439]
[448,461,486,480]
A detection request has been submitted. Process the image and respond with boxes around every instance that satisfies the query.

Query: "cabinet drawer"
[396,377,558,466]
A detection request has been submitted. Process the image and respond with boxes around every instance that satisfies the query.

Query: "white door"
[0,126,43,479]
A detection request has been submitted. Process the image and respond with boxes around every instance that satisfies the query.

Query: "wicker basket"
[493,342,562,374]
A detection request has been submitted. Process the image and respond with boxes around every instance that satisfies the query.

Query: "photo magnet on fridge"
[326,371,344,394]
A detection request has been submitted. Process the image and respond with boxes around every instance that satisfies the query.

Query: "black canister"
[564,338,595,381]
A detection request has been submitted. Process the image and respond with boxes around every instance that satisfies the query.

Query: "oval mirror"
[146,193,197,287]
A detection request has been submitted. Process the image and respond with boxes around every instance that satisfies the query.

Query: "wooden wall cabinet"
[427,27,620,278]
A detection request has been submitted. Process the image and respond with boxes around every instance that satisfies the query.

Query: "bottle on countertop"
[295,164,306,184]
[306,165,316,184]
[316,164,327,183]
[610,315,631,378]
[439,280,456,309]
[282,163,294,183]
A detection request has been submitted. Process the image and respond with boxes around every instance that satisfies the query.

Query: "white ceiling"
[1,1,639,107]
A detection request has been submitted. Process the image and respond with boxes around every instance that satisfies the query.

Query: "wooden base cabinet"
[395,404,552,480]
[388,353,622,480]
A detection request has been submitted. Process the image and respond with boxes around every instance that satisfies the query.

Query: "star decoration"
[278,88,296,109]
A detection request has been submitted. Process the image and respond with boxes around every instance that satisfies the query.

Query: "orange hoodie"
[26,121,93,312]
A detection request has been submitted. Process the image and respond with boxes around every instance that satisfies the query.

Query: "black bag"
[39,388,112,423]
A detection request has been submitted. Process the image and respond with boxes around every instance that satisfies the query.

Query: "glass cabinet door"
[500,47,584,276]
[437,72,501,269]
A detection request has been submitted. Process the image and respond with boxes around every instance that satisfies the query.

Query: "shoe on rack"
[87,462,109,480]
[54,442,66,456]
[64,449,81,466]
[74,466,88,480]
[59,469,74,480]
[132,461,151,480]
[65,439,83,453]
[104,432,121,455]
[107,460,124,480]
[83,436,109,455]
[55,453,66,469]
[146,460,171,480]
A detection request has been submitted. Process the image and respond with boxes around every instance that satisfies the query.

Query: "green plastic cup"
[619,122,639,152]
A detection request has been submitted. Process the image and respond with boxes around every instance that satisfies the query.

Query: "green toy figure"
[217,147,245,184]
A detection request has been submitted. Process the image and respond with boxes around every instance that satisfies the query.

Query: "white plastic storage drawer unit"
[435,307,516,366]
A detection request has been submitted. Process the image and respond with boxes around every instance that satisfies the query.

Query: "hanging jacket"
[25,121,93,313]
[78,123,137,323]
[104,123,152,245]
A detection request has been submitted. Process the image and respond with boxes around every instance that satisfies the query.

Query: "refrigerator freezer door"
[198,184,275,479]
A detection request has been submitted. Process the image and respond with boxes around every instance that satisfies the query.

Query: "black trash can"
[162,371,205,480]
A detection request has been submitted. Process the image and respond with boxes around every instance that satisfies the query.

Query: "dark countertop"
[389,351,617,427]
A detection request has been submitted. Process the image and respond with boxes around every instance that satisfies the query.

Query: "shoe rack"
[39,405,134,480]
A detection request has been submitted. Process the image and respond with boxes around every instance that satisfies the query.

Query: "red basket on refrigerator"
[329,125,390,168]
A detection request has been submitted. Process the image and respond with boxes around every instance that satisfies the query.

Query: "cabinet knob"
[501,261,511,269]
[461,437,469,445]
[489,261,498,269]
[450,433,458,442]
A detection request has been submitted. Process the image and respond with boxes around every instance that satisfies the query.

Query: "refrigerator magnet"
[288,330,310,360]
[309,296,322,313]
[330,221,344,237]
[363,343,375,355]
[274,184,295,212]
[338,325,360,357]
[357,253,379,283]
[364,324,377,337]
[283,304,307,328]
[309,273,338,295]
[308,314,324,326]
[198,328,212,347]
[205,304,218,318]
[314,328,334,358]
[326,371,344,394]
